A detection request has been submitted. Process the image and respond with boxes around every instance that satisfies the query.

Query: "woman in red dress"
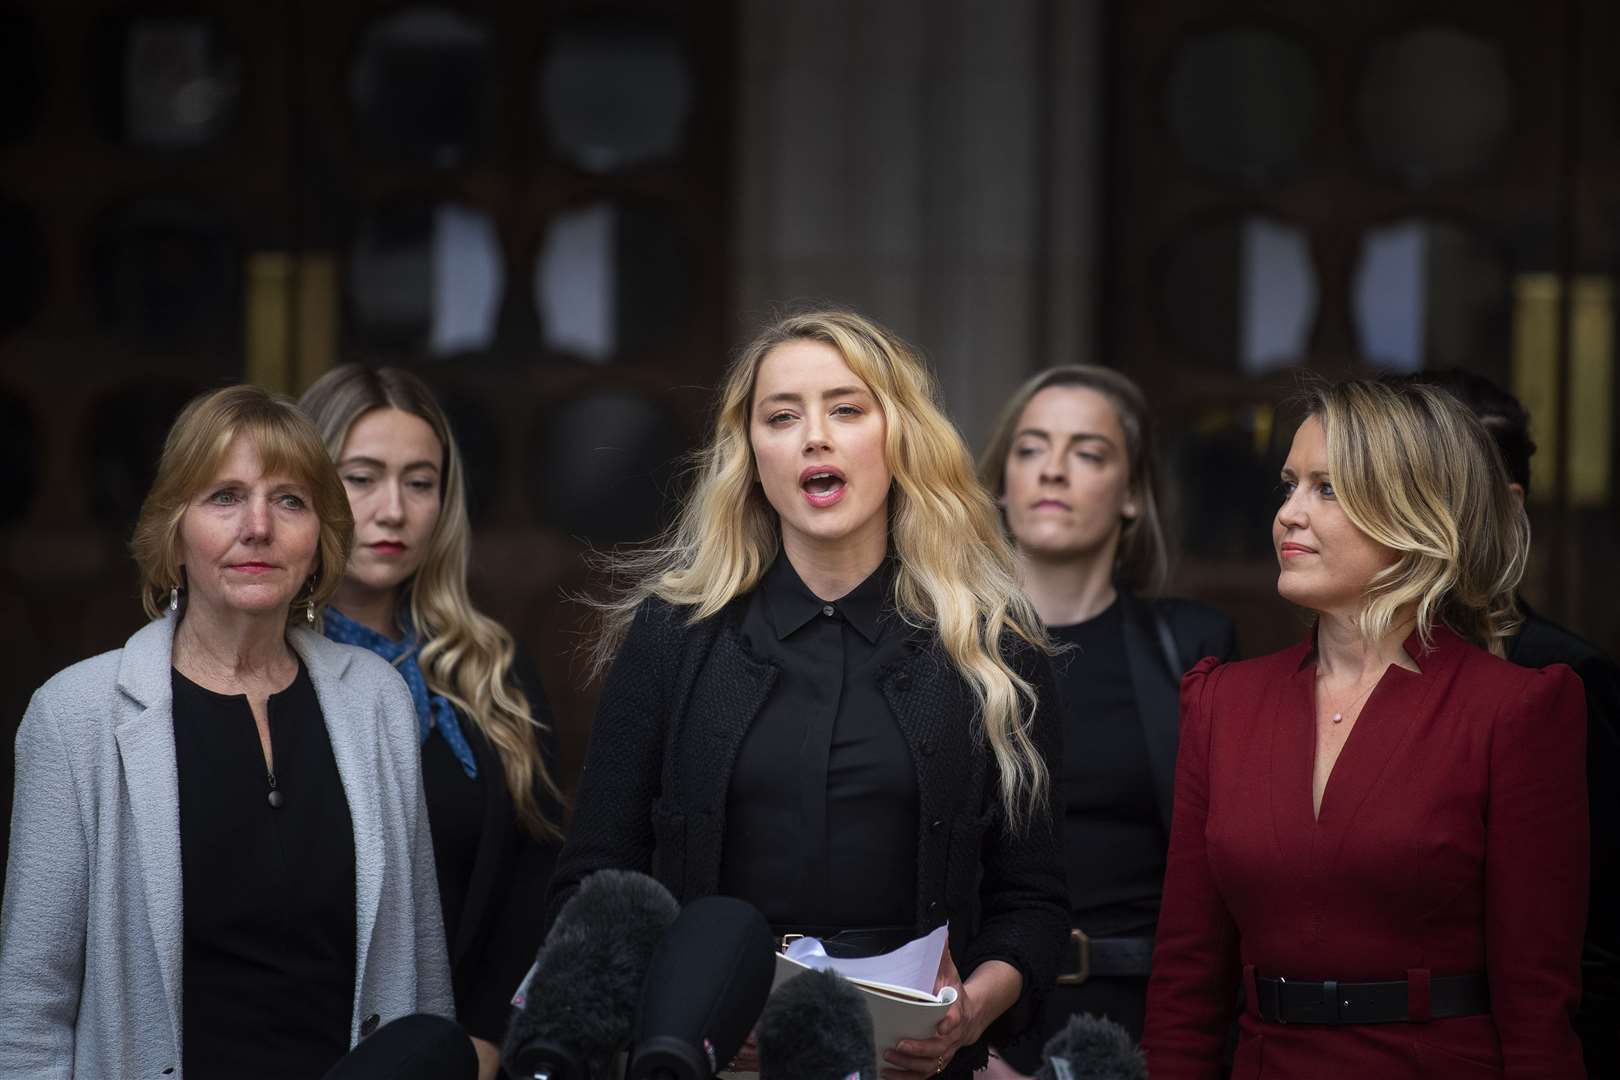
[1142,379,1588,1079]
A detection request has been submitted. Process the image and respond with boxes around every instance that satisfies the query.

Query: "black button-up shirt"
[719,554,917,930]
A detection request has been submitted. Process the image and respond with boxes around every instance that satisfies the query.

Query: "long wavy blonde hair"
[300,365,562,839]
[1306,378,1528,656]
[592,309,1053,830]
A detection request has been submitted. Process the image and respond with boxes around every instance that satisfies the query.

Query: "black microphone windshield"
[626,896,777,1080]
[1035,1013,1147,1080]
[503,870,680,1080]
[758,969,876,1080]
[320,1014,477,1080]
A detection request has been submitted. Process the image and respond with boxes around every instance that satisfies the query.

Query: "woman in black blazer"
[299,366,565,1080]
[977,366,1236,1070]
[549,309,1068,1080]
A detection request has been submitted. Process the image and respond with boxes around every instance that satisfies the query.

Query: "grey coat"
[0,613,455,1079]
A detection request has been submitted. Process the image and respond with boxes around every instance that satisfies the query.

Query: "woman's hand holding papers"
[880,946,1022,1078]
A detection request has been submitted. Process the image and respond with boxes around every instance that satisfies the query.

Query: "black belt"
[1254,973,1490,1025]
[1056,929,1156,985]
[775,925,916,959]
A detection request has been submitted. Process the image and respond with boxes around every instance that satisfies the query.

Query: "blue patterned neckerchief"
[323,606,478,779]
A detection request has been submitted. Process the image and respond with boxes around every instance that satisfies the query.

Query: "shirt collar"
[762,553,891,645]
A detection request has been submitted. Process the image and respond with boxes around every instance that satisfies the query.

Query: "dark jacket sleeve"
[964,638,1069,1048]
[1160,598,1239,668]
[458,653,566,1042]
[541,599,674,933]
[1571,651,1620,964]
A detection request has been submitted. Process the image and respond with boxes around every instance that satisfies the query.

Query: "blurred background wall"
[2,0,1617,873]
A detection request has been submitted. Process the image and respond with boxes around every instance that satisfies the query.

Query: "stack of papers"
[721,926,957,1078]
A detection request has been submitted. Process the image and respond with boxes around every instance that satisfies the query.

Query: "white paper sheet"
[781,923,950,996]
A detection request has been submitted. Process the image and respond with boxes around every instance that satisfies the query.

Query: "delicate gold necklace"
[1318,670,1380,724]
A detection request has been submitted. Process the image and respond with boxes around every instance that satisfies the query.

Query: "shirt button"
[822,604,835,617]
[894,672,913,691]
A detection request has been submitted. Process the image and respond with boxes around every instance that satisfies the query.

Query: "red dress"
[1142,627,1588,1078]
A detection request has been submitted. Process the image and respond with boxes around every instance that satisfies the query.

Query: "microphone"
[626,896,777,1080]
[320,1014,477,1080]
[502,870,681,1080]
[1035,1013,1147,1080]
[757,969,876,1080]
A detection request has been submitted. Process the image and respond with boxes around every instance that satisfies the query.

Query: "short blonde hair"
[1305,378,1527,655]
[132,384,354,623]
[978,365,1171,594]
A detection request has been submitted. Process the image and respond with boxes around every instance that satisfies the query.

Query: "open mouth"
[800,467,847,507]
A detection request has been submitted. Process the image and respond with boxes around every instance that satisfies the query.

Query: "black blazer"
[546,596,1069,1075]
[1115,591,1239,831]
[1507,601,1620,1037]
[448,653,564,1043]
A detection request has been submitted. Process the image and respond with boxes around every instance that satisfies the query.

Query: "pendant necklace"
[1321,671,1380,725]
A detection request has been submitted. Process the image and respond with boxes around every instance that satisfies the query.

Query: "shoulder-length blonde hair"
[132,384,353,624]
[298,365,562,840]
[1305,378,1528,656]
[593,308,1053,830]
[978,365,1171,594]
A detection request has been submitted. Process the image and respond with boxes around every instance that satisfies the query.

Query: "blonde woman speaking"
[547,309,1068,1079]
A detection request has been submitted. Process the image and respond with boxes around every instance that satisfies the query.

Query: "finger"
[894,1036,951,1059]
[933,996,966,1037]
[882,1047,948,1076]
[879,1065,932,1080]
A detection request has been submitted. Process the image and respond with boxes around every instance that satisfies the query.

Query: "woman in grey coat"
[0,385,454,1079]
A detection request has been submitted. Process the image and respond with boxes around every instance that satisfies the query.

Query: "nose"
[1276,485,1308,531]
[377,478,406,525]
[802,413,831,454]
[242,494,272,542]
[1037,448,1067,484]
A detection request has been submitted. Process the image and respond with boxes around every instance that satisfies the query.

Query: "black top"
[1507,602,1620,977]
[170,662,356,1080]
[421,720,484,949]
[721,556,917,930]
[410,649,564,1045]
[1049,600,1166,937]
[545,593,1069,1078]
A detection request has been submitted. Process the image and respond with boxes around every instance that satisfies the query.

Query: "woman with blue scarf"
[300,367,564,1080]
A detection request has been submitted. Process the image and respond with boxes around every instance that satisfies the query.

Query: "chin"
[1022,529,1105,562]
[226,596,301,617]
[350,566,410,593]
[1275,577,1323,612]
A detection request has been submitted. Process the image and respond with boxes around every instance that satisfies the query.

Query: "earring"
[306,600,316,625]
[169,586,179,612]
